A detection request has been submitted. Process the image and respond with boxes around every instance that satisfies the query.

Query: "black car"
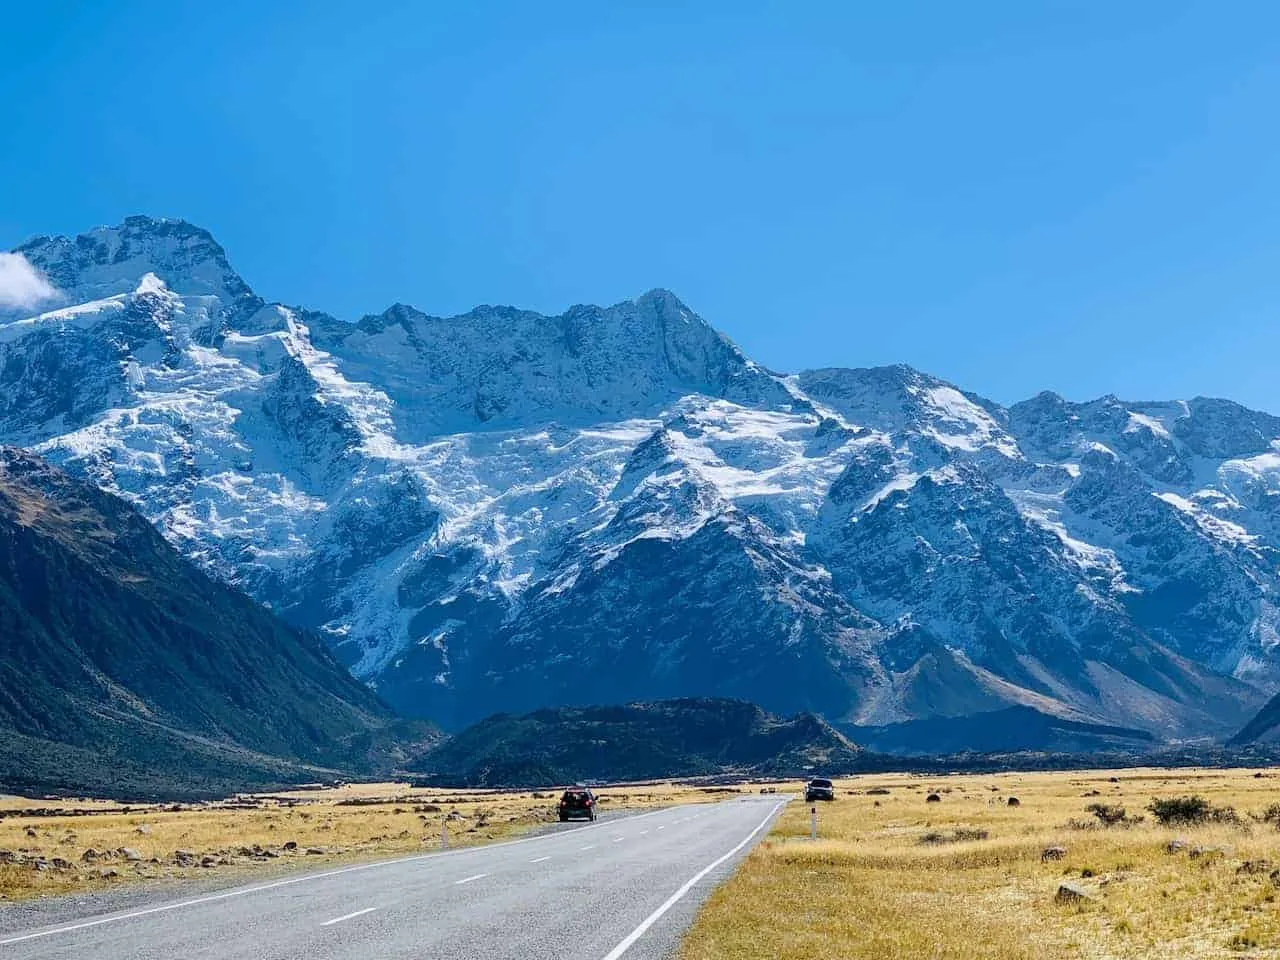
[804,778,835,802]
[558,787,599,822]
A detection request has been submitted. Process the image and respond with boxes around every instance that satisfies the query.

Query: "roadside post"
[811,805,817,840]
[442,817,448,850]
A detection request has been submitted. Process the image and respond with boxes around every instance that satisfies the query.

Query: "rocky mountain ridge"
[412,698,861,786]
[4,216,1278,742]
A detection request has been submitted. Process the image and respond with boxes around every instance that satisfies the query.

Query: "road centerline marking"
[530,856,551,863]
[579,844,596,851]
[455,873,488,885]
[321,907,377,927]
[0,800,697,946]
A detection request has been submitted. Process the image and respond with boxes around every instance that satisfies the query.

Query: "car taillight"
[585,799,592,806]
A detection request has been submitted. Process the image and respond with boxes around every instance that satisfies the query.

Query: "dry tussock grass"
[0,780,722,902]
[682,768,1280,959]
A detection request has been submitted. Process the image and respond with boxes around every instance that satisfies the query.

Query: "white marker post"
[441,817,448,850]
[810,805,817,840]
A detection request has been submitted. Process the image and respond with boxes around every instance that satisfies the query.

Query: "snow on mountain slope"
[3,216,1278,738]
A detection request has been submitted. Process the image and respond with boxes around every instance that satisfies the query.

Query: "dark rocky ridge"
[410,698,862,786]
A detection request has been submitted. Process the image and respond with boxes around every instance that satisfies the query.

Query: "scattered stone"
[1056,883,1094,904]
[1238,860,1273,875]
[97,869,119,879]
[200,856,217,868]
[0,850,15,863]
[925,793,941,803]
[81,849,100,863]
[305,847,325,855]
[135,826,151,835]
[51,858,72,871]
[1042,846,1068,862]
[1007,797,1021,807]
[25,828,37,838]
[1080,868,1095,878]
[1166,839,1188,854]
[31,860,49,872]
[283,841,298,851]
[119,848,143,863]
[174,849,196,865]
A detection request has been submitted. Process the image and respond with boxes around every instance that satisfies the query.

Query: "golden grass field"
[681,768,1280,960]
[0,781,723,903]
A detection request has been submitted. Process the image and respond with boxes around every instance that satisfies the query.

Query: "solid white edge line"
[320,907,378,927]
[0,802,681,946]
[599,801,784,960]
[454,873,488,885]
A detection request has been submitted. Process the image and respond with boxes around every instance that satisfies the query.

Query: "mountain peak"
[13,215,255,316]
[633,287,693,314]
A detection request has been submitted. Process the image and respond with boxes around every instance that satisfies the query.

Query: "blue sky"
[3,1,1279,412]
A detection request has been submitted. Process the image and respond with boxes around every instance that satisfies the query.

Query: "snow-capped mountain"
[3,216,1277,738]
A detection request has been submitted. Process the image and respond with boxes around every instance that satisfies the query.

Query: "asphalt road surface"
[0,797,786,960]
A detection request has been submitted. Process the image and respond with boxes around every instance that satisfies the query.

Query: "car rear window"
[812,779,833,787]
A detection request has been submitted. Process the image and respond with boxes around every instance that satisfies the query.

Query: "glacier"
[3,215,1278,737]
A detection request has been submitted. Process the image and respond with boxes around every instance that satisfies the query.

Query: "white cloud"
[0,252,60,311]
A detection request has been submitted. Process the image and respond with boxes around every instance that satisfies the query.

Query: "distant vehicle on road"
[558,787,599,822]
[805,778,835,802]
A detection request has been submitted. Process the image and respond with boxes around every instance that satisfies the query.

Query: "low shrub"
[918,828,989,845]
[1087,803,1128,826]
[1148,796,1237,826]
[1086,803,1143,827]
[1257,803,1280,825]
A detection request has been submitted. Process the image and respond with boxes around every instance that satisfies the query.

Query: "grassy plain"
[681,768,1280,960]
[0,780,724,903]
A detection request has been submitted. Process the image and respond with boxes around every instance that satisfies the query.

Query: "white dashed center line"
[321,907,377,927]
[455,874,488,885]
[530,856,551,863]
[580,844,596,851]
[612,836,625,843]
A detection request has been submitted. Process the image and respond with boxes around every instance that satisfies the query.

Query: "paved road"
[0,797,786,959]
